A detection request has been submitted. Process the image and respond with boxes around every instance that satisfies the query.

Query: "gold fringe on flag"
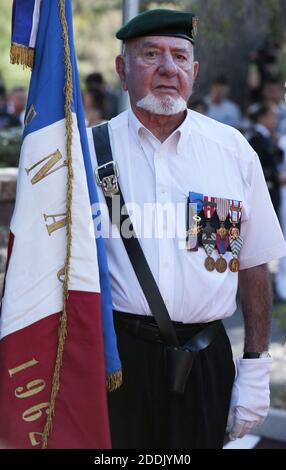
[10,43,34,68]
[107,369,123,392]
[42,0,74,449]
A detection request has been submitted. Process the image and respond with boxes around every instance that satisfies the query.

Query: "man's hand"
[227,357,272,440]
[228,264,273,440]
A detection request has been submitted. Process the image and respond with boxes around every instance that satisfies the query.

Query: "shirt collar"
[128,108,191,156]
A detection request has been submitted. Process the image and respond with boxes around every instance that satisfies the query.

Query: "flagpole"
[119,0,140,112]
[122,0,140,22]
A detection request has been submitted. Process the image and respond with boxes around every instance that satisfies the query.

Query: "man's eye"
[145,51,157,57]
[176,54,187,61]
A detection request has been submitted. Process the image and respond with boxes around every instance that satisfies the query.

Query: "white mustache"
[136,93,187,116]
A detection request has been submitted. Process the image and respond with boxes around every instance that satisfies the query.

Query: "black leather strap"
[243,352,261,359]
[113,310,222,352]
[92,124,179,347]
[184,320,221,352]
[92,124,113,166]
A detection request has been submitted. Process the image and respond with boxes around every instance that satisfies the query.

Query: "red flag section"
[0,291,110,448]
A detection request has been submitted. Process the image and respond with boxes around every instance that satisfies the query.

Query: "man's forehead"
[132,35,193,51]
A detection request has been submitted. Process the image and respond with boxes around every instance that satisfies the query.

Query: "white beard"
[136,92,187,116]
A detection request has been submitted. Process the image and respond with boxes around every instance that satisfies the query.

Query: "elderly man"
[87,9,286,449]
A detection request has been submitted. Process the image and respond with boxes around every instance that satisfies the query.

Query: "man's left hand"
[227,357,272,441]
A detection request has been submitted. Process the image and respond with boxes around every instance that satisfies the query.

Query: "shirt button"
[163,262,169,269]
[160,185,167,194]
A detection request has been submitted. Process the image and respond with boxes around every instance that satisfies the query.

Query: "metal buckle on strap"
[95,161,119,197]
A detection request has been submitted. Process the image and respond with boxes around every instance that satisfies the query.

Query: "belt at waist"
[113,310,223,347]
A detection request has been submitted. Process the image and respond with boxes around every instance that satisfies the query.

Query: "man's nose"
[158,52,177,76]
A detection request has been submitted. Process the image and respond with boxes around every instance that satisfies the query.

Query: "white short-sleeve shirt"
[87,109,286,323]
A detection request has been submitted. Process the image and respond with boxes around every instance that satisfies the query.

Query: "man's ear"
[116,55,128,91]
[193,61,199,81]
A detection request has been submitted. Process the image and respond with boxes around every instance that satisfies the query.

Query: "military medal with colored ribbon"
[229,236,243,272]
[203,196,217,220]
[186,192,204,251]
[202,233,216,271]
[229,200,242,240]
[201,196,217,268]
[216,233,230,273]
[216,197,229,239]
[215,198,230,273]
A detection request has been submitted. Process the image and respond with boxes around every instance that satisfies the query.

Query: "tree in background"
[73,0,122,86]
[142,0,286,109]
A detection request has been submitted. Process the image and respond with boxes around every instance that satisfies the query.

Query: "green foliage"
[73,2,122,85]
[0,127,22,168]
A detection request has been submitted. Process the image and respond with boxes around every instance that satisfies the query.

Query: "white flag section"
[0,116,100,339]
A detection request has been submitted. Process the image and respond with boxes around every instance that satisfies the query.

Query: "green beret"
[116,9,198,44]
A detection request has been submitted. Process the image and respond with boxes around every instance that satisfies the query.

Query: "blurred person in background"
[8,86,27,128]
[262,77,286,137]
[205,75,242,129]
[248,102,283,217]
[84,87,107,127]
[85,72,118,123]
[0,84,21,129]
[247,41,281,105]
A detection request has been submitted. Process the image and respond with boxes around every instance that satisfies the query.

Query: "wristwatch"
[243,351,271,359]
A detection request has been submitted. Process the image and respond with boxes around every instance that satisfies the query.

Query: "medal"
[216,197,230,239]
[215,233,230,274]
[187,214,202,250]
[229,236,243,272]
[215,198,230,273]
[229,226,240,240]
[217,223,228,239]
[229,258,240,272]
[215,257,228,273]
[187,192,204,251]
[229,200,242,239]
[188,220,201,236]
[205,256,216,272]
[203,221,215,237]
[202,233,216,272]
[203,196,217,220]
[203,197,217,262]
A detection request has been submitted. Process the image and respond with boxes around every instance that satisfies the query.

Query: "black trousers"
[108,312,235,449]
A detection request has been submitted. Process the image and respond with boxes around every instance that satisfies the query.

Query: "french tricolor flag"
[0,0,121,449]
